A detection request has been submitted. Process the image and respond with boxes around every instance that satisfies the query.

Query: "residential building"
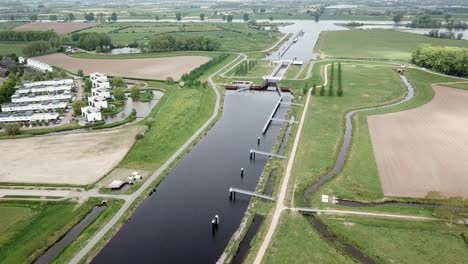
[90,72,110,89]
[91,87,111,98]
[81,106,102,122]
[0,111,59,124]
[11,90,72,103]
[88,96,108,109]
[1,101,68,112]
[24,58,53,72]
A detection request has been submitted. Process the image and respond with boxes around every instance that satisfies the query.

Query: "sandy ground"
[368,85,468,198]
[14,22,97,34]
[0,126,143,185]
[33,53,211,81]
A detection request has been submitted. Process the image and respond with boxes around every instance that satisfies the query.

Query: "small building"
[81,106,102,122]
[1,101,67,112]
[0,111,59,124]
[24,58,53,72]
[90,72,110,89]
[11,90,72,103]
[88,96,108,109]
[108,180,125,190]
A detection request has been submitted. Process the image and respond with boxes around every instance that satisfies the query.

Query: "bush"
[166,77,174,84]
[145,117,154,127]
[135,133,145,140]
[4,123,21,135]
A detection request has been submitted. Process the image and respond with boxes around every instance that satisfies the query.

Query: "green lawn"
[322,215,468,264]
[0,206,33,235]
[292,63,409,207]
[284,64,302,79]
[441,82,468,89]
[317,29,468,61]
[0,42,25,56]
[263,212,354,264]
[0,22,26,30]
[0,200,98,264]
[120,54,234,170]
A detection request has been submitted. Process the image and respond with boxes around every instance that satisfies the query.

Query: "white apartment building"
[17,84,73,95]
[90,72,110,89]
[88,96,108,109]
[81,106,102,122]
[11,90,72,103]
[1,101,68,112]
[24,58,53,72]
[0,111,59,123]
[91,87,111,98]
[22,79,74,88]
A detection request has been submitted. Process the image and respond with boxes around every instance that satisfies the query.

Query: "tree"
[200,13,205,21]
[302,83,308,95]
[314,12,320,22]
[155,15,159,21]
[227,14,233,23]
[111,12,118,22]
[243,13,249,22]
[72,100,85,115]
[269,15,274,21]
[445,14,452,23]
[84,12,95,22]
[328,62,335,96]
[260,8,266,13]
[457,33,464,40]
[49,15,57,21]
[113,87,126,100]
[222,14,227,21]
[166,77,174,84]
[311,83,316,95]
[176,12,182,21]
[393,14,403,24]
[319,84,325,96]
[84,78,92,92]
[112,76,125,88]
[29,14,38,21]
[130,85,141,98]
[337,62,343,97]
[0,78,17,103]
[9,15,14,21]
[95,46,102,53]
[4,123,21,135]
[66,13,75,21]
[22,40,53,57]
[77,69,84,77]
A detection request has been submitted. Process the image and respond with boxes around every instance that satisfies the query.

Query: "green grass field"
[0,200,97,264]
[317,29,468,61]
[0,42,25,56]
[322,215,468,264]
[0,22,26,30]
[263,212,354,264]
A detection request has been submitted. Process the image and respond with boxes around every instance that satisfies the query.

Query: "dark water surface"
[93,90,292,264]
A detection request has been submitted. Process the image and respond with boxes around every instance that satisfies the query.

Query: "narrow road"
[68,55,242,264]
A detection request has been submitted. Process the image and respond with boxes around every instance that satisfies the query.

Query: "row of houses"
[81,73,111,123]
[0,79,74,125]
[0,111,59,123]
[19,57,53,73]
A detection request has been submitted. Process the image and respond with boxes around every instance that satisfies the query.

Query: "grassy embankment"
[321,215,468,264]
[0,199,110,263]
[0,43,25,56]
[317,29,468,61]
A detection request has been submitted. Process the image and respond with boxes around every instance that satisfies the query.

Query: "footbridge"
[250,149,286,159]
[229,187,274,201]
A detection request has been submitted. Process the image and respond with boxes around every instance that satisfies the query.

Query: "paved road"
[68,54,242,264]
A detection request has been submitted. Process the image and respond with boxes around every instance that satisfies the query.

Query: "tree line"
[408,15,468,30]
[181,54,229,87]
[22,40,59,57]
[71,32,112,51]
[145,35,221,52]
[234,60,257,76]
[412,45,468,77]
[312,62,343,97]
[0,30,58,42]
[426,29,463,40]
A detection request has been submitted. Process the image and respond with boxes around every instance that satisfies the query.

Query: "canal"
[93,90,292,263]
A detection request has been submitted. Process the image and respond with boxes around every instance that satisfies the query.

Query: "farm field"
[368,85,468,198]
[0,22,26,30]
[0,126,143,185]
[321,69,464,201]
[34,53,210,80]
[0,200,97,264]
[0,42,25,56]
[13,22,98,34]
[322,215,468,264]
[317,29,468,61]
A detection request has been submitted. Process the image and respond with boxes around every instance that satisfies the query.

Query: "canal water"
[93,90,292,263]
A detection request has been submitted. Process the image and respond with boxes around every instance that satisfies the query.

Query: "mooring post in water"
[229,188,233,200]
[241,168,244,177]
[212,219,216,234]
[250,150,253,160]
[215,215,219,225]
[257,136,261,145]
